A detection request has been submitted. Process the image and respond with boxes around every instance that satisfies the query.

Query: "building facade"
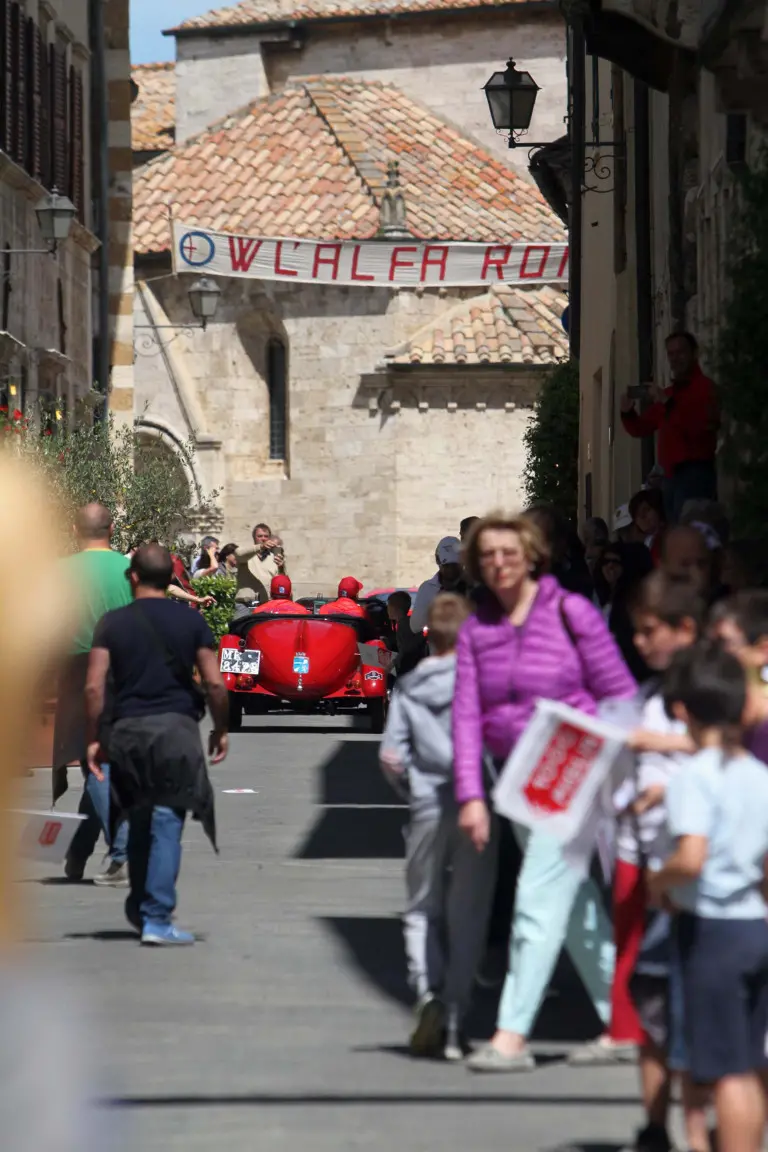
[131,67,568,591]
[551,0,767,523]
[165,0,568,177]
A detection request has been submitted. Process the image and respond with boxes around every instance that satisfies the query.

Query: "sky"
[130,0,218,64]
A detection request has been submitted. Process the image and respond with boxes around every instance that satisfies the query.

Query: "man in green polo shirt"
[53,503,133,885]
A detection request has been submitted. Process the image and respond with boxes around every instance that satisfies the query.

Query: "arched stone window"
[266,337,287,461]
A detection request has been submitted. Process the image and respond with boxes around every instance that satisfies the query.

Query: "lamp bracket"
[133,324,204,361]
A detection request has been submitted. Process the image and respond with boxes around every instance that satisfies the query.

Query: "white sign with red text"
[492,699,627,844]
[14,809,86,864]
[172,220,569,288]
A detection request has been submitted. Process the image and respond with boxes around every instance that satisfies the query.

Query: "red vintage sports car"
[218,599,392,732]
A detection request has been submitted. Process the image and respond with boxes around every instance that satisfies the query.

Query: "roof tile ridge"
[136,83,307,167]
[302,80,380,206]
[383,290,494,358]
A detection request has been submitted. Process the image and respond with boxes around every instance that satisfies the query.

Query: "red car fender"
[359,638,388,698]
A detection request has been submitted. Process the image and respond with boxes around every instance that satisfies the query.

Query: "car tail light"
[236,674,255,690]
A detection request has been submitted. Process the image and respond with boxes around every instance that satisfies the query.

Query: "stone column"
[103,0,134,425]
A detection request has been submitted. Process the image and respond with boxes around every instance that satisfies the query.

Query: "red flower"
[44,428,52,436]
[12,409,22,420]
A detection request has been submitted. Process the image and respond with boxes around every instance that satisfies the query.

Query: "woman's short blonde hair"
[463,512,551,586]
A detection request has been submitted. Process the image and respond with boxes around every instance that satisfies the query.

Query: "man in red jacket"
[620,331,719,523]
[319,577,367,617]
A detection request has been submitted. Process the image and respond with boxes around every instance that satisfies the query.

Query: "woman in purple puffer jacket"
[455,513,636,1073]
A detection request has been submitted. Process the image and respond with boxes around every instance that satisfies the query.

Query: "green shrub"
[192,575,237,642]
[522,359,579,522]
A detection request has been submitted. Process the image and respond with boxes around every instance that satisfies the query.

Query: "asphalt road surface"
[22,712,648,1152]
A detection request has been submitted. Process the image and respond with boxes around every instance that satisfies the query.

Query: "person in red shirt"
[620,331,719,524]
[319,576,367,617]
[252,574,309,615]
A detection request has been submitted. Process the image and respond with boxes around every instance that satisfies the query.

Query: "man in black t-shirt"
[85,544,229,946]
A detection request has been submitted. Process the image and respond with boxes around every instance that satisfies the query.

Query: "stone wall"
[133,274,538,592]
[173,10,566,174]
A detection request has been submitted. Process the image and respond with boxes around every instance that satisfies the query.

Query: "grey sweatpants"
[403,809,499,1017]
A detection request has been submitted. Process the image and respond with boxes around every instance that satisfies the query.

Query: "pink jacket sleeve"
[452,623,485,804]
[563,594,637,702]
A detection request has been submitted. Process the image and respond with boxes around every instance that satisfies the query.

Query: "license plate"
[293,653,310,674]
[220,648,261,675]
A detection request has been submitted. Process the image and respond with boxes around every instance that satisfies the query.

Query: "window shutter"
[38,27,50,186]
[11,1,23,166]
[68,66,83,217]
[0,0,12,155]
[50,43,67,190]
[27,19,42,182]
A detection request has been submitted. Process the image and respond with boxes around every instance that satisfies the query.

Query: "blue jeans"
[662,460,717,524]
[125,806,186,926]
[67,762,128,868]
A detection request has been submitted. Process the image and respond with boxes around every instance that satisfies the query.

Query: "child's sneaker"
[409,993,444,1057]
[622,1123,672,1152]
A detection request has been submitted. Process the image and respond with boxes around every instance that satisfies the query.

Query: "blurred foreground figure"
[0,453,106,1151]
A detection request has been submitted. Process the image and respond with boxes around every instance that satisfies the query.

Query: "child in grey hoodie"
[380,593,498,1061]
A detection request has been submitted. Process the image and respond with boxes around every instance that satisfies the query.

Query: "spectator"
[191,535,219,576]
[678,499,730,548]
[607,543,656,683]
[53,503,131,886]
[452,513,635,1072]
[235,523,286,605]
[572,574,709,1152]
[628,489,666,559]
[84,543,228,946]
[253,575,309,615]
[410,538,466,634]
[216,543,239,577]
[709,591,768,761]
[620,332,719,523]
[594,543,625,618]
[614,503,634,543]
[526,504,593,598]
[380,593,494,1062]
[168,552,216,610]
[583,516,610,575]
[652,642,768,1152]
[660,525,721,604]
[460,517,480,543]
[387,591,427,678]
[319,576,367,618]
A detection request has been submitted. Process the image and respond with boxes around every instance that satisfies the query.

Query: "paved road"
[23,714,647,1152]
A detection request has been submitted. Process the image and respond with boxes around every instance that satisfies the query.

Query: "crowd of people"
[380,496,768,1152]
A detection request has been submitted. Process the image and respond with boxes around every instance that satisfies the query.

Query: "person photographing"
[235,522,286,605]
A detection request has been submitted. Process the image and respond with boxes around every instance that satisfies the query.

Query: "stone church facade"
[130,1,568,593]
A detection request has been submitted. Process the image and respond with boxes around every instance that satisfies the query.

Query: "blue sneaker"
[141,922,195,946]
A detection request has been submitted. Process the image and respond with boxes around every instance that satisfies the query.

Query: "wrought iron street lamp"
[187,277,221,330]
[133,276,222,359]
[483,59,540,145]
[34,187,77,251]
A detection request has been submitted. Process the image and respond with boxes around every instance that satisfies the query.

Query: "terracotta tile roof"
[384,284,569,365]
[170,0,532,32]
[133,78,564,255]
[132,62,175,153]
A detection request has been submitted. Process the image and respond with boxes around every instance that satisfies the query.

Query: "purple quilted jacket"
[452,575,636,804]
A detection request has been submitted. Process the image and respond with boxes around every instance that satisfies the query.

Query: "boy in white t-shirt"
[574,572,708,1152]
[651,640,768,1152]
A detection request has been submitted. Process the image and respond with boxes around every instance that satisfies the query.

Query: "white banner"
[172,220,569,288]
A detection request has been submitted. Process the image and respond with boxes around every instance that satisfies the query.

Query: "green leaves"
[17,405,219,553]
[191,575,237,642]
[522,358,579,522]
[717,153,768,538]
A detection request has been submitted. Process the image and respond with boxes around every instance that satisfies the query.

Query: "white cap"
[436,536,462,565]
[613,504,632,531]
